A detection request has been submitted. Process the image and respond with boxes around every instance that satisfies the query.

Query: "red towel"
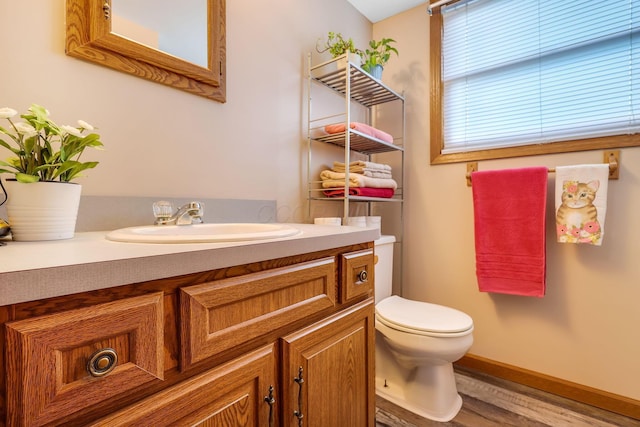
[472,167,547,297]
[323,187,395,198]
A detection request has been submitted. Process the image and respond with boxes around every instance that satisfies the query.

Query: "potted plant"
[317,32,362,67]
[0,104,104,241]
[361,37,399,80]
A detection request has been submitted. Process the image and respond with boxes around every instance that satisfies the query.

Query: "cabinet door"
[89,344,278,427]
[181,257,337,369]
[281,298,375,427]
[5,292,164,427]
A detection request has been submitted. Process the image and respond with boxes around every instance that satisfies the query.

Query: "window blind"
[441,0,640,154]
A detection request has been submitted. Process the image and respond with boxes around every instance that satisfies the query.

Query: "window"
[430,0,640,164]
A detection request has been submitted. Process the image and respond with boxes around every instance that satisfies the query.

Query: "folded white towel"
[555,164,609,246]
[333,161,391,172]
[319,170,398,189]
[359,169,393,179]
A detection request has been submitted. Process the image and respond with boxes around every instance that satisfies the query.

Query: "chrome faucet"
[153,201,204,225]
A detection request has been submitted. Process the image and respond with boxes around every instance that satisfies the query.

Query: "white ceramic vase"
[336,52,362,69]
[4,179,82,241]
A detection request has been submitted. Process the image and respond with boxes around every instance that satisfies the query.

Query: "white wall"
[374,6,640,401]
[0,0,370,224]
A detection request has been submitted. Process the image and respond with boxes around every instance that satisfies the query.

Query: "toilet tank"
[374,235,396,302]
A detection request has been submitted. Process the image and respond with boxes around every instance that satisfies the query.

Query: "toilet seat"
[376,295,473,337]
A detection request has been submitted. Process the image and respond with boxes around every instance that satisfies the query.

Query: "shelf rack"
[306,53,406,222]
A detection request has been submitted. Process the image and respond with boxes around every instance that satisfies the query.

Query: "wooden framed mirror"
[65,0,226,102]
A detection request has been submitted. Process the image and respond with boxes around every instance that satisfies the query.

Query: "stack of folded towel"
[321,161,397,198]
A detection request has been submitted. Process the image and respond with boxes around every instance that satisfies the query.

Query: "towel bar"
[465,150,620,187]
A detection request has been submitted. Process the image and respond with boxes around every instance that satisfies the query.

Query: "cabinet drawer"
[89,344,277,427]
[341,249,375,303]
[5,292,164,427]
[180,257,336,369]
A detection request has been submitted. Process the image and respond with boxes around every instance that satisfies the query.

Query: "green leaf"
[0,139,20,155]
[53,160,99,182]
[15,173,40,183]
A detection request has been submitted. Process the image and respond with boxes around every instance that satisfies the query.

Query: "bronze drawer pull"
[87,348,118,377]
[264,385,276,427]
[293,366,304,426]
[357,269,368,283]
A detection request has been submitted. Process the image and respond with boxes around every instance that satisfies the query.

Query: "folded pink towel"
[472,167,548,297]
[324,122,394,144]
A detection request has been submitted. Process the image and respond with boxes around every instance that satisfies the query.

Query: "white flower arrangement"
[0,104,103,183]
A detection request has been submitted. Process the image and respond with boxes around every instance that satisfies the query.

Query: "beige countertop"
[0,224,379,306]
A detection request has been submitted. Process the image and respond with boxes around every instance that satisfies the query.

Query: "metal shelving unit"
[307,53,405,224]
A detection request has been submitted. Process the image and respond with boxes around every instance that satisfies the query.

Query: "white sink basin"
[106,223,301,243]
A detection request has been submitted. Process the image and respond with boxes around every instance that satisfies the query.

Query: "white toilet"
[374,236,474,422]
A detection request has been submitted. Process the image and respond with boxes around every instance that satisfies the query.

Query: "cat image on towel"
[556,180,602,245]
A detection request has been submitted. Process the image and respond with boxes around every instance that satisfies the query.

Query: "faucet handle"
[153,201,174,223]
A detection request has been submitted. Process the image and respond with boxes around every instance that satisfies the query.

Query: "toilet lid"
[375,295,473,334]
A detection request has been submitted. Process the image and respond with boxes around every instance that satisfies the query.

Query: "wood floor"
[375,367,640,427]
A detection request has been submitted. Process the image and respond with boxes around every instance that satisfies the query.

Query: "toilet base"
[375,335,466,422]
[376,381,463,423]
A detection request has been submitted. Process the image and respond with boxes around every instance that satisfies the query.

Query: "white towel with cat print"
[555,164,609,245]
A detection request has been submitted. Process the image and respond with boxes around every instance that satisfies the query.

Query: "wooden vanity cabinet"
[0,242,375,426]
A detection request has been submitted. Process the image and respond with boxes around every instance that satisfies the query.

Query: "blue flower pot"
[363,64,383,80]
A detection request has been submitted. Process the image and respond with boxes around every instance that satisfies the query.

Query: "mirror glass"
[111,0,208,68]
